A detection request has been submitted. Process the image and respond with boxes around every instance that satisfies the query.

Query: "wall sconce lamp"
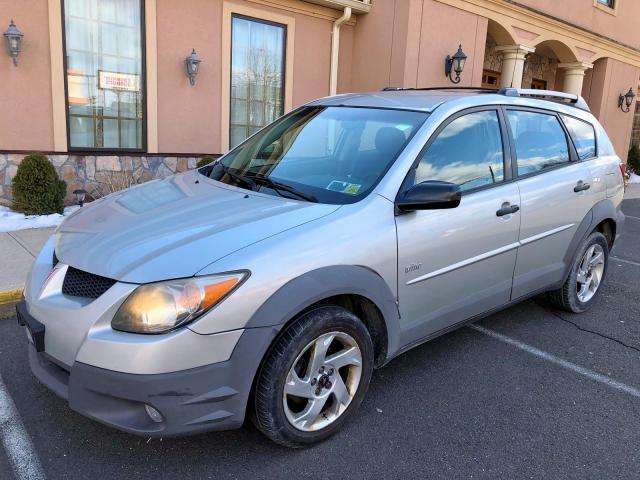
[618,88,636,113]
[185,49,202,86]
[4,19,23,66]
[73,189,87,207]
[445,45,467,84]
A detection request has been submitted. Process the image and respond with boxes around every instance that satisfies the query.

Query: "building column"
[558,62,593,96]
[495,45,536,89]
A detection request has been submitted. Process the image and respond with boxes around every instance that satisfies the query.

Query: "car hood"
[54,171,340,283]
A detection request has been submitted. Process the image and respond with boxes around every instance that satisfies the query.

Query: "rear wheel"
[548,231,609,313]
[252,305,373,447]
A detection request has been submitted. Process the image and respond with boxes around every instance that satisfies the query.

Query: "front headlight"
[111,272,248,334]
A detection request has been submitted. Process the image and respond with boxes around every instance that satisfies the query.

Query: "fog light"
[145,404,163,423]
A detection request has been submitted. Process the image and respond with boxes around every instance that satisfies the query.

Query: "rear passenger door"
[506,108,594,300]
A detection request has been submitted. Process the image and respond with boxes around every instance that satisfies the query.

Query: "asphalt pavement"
[0,195,639,480]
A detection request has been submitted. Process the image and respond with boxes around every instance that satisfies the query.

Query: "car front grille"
[61,266,117,299]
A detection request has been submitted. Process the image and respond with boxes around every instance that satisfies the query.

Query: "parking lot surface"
[1,196,639,480]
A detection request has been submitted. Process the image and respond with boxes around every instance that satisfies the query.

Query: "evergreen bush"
[628,144,640,175]
[11,154,66,215]
[196,156,217,168]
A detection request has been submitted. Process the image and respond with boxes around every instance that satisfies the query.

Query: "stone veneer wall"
[0,153,214,206]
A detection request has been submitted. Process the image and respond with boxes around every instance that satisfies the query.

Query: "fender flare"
[561,198,621,284]
[245,265,401,360]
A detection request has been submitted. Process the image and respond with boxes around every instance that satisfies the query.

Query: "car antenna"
[510,51,518,88]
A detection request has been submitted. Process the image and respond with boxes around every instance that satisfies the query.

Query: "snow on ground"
[629,173,640,184]
[0,205,80,233]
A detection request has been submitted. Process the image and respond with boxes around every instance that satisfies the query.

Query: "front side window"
[63,0,144,150]
[562,115,596,160]
[507,110,570,176]
[230,15,286,149]
[597,0,615,8]
[415,110,505,191]
[204,106,427,204]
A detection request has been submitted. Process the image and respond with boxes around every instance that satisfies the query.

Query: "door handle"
[574,181,591,193]
[496,204,520,217]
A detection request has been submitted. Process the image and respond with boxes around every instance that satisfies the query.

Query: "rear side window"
[562,115,596,160]
[507,110,570,176]
[415,110,505,191]
[595,122,616,156]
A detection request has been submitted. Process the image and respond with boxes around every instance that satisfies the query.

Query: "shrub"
[196,156,217,168]
[12,154,66,215]
[628,144,640,175]
[90,170,144,199]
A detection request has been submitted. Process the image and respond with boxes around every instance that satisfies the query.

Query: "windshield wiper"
[246,174,318,203]
[215,162,257,191]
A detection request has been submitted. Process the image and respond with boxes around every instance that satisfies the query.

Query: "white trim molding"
[145,0,159,153]
[220,1,295,153]
[48,0,67,152]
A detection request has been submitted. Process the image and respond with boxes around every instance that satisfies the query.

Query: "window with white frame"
[229,14,286,149]
[596,0,615,9]
[63,0,145,150]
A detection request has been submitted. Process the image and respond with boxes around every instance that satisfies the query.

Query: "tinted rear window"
[562,115,596,160]
[507,110,570,176]
[595,122,616,156]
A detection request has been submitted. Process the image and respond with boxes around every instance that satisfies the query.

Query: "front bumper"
[23,305,280,437]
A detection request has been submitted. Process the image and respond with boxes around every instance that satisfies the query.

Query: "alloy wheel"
[576,244,605,303]
[283,331,362,432]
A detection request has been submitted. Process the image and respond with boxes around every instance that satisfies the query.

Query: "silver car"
[18,88,625,447]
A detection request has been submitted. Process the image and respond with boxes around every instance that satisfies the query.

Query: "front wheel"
[548,231,609,313]
[252,305,374,447]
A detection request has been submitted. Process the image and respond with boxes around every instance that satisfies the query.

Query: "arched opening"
[525,39,580,91]
[533,39,579,64]
[482,19,517,88]
[487,19,516,46]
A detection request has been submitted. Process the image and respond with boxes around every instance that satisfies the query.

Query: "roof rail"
[381,86,499,93]
[381,86,591,112]
[498,88,591,112]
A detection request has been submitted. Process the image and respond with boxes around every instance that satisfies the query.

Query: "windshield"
[202,106,428,204]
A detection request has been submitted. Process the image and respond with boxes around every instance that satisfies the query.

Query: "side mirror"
[396,180,461,211]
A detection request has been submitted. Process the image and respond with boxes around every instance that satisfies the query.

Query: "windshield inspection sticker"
[326,180,362,195]
[343,183,362,195]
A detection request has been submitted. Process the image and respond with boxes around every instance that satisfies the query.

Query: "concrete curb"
[0,289,22,306]
[0,289,22,319]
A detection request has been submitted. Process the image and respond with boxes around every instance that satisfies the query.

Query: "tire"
[548,231,609,313]
[252,305,374,448]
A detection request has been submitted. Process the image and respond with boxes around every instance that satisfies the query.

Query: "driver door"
[395,108,521,346]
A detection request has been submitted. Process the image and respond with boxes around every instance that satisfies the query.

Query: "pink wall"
[515,0,640,50]
[389,0,424,88]
[416,0,487,88]
[350,0,396,91]
[291,13,331,106]
[0,1,54,151]
[337,24,354,93]
[350,0,487,91]
[1,0,638,161]
[156,0,223,154]
[156,0,334,154]
[583,57,640,161]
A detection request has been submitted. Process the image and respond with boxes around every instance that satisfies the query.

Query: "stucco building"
[1,0,639,203]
